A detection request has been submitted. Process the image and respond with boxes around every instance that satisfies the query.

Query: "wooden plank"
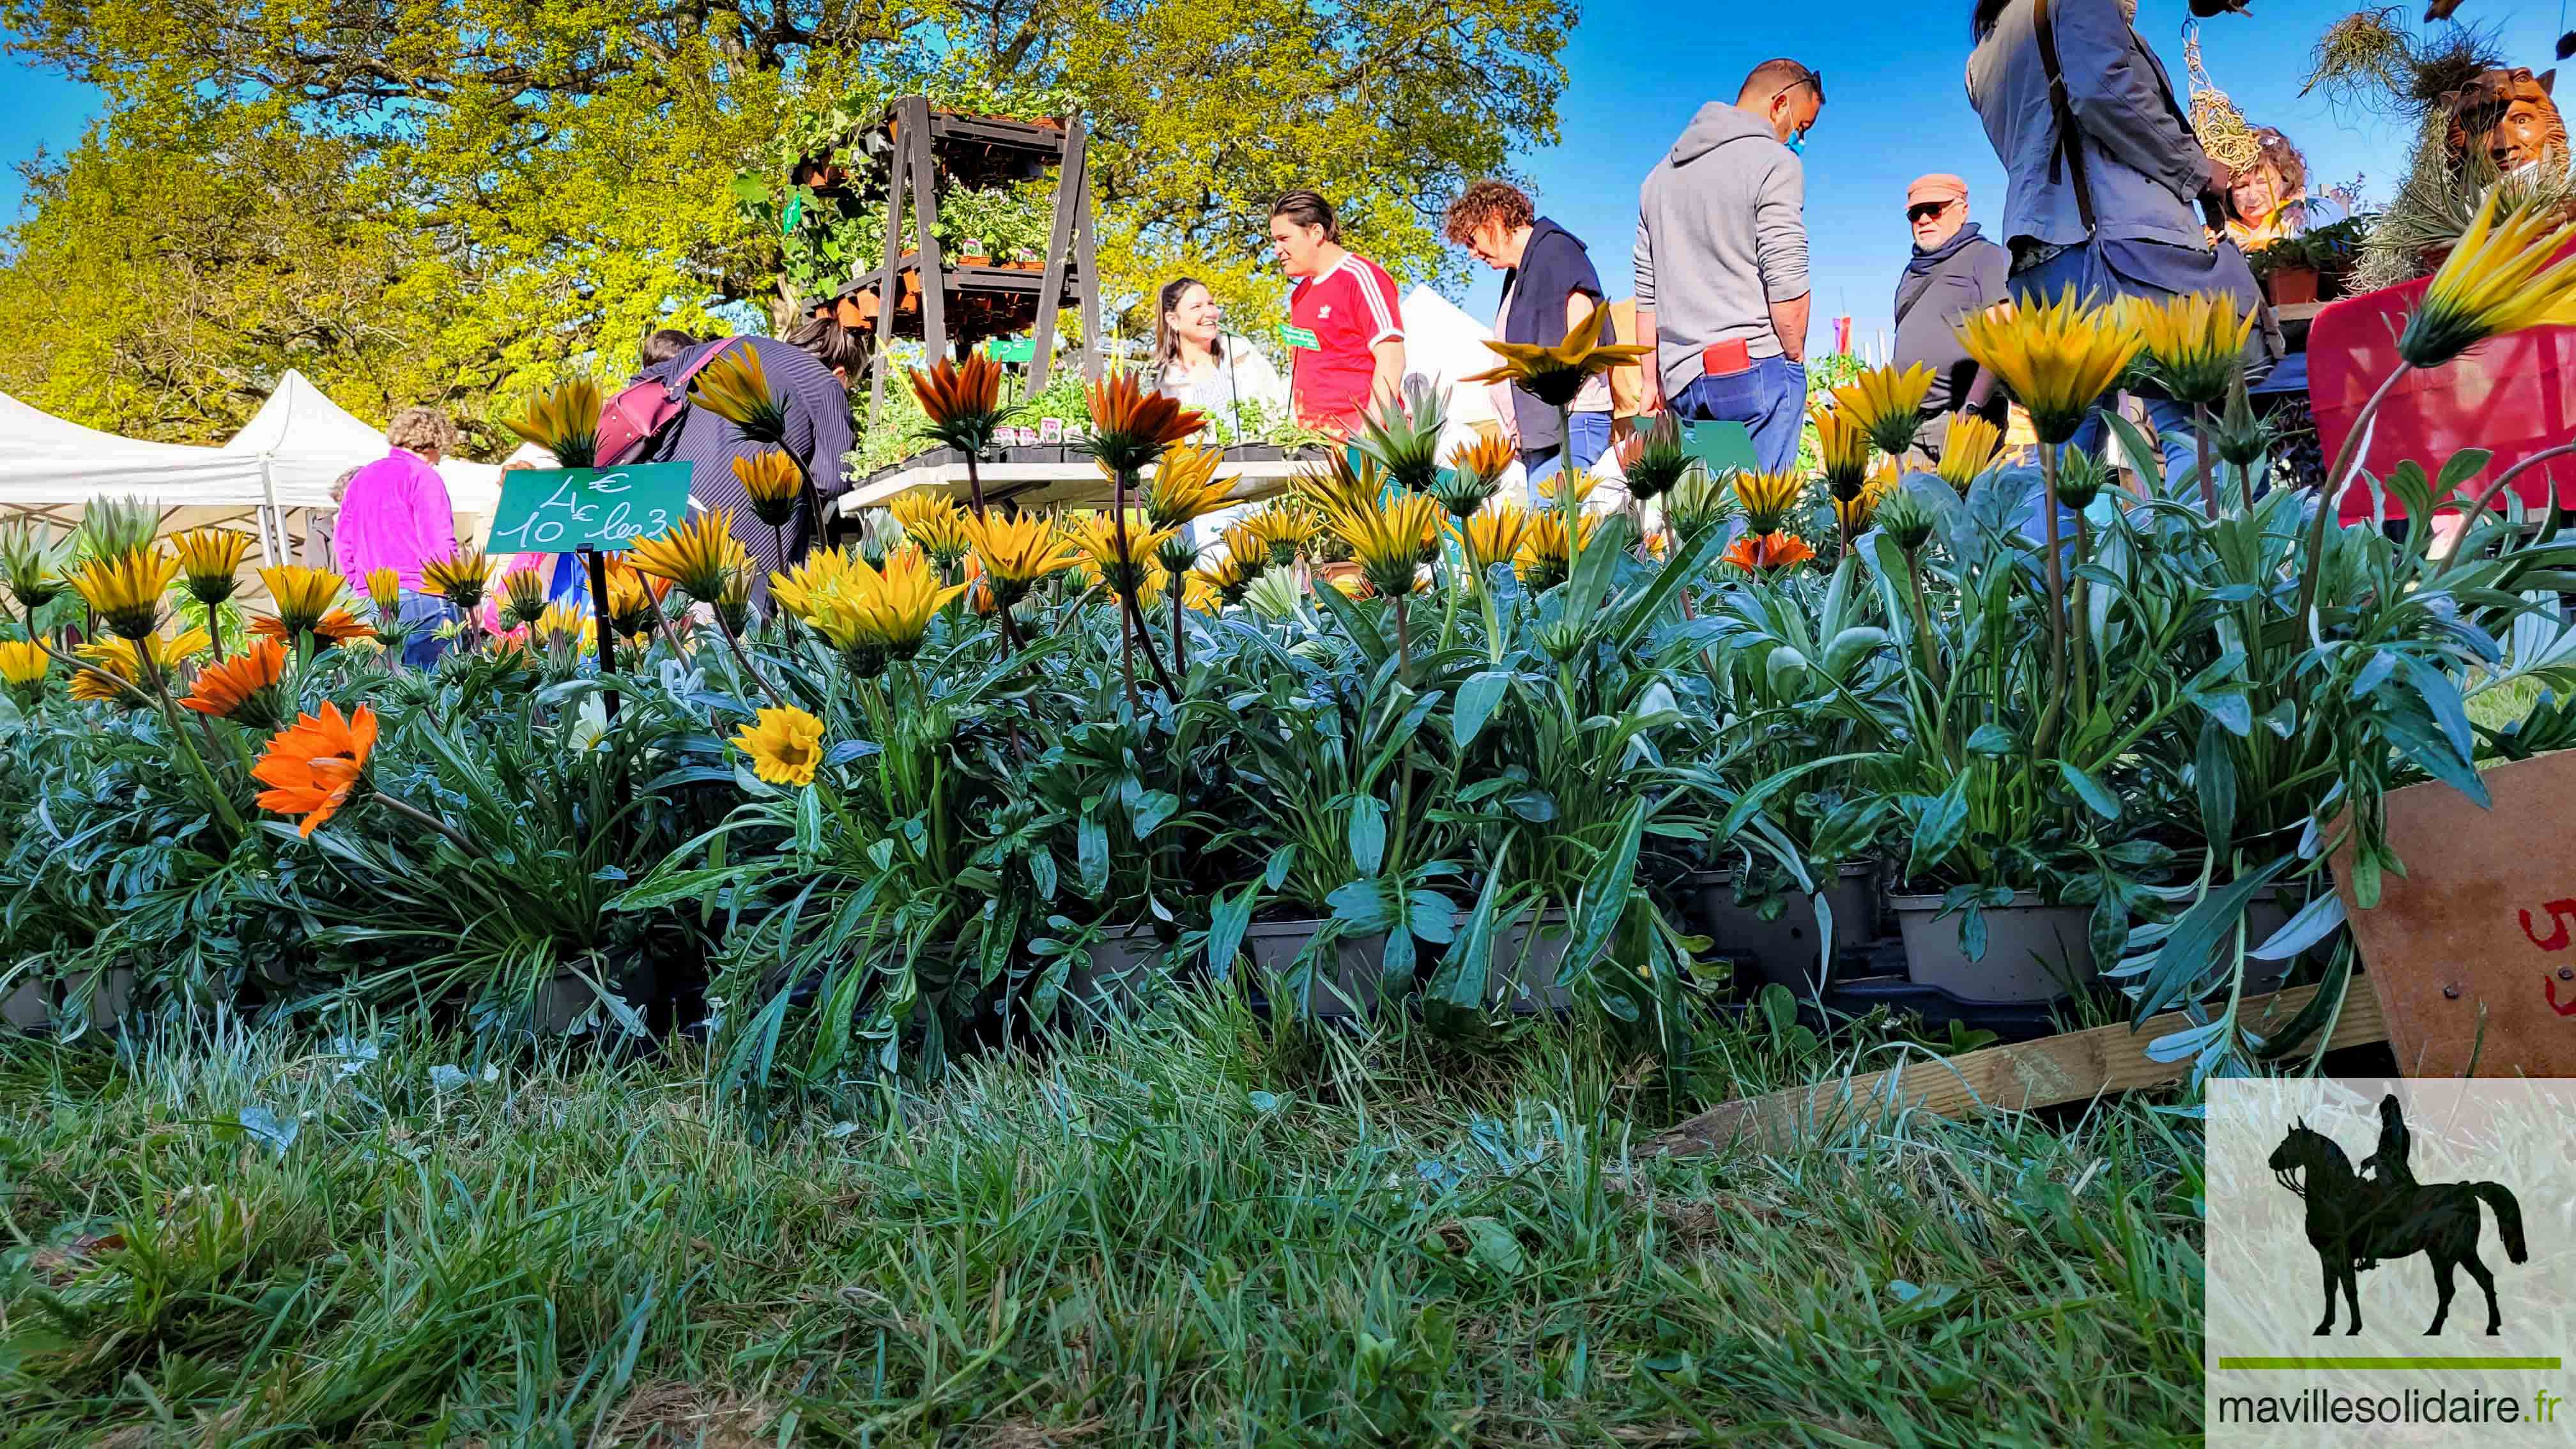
[1026,116,1085,392]
[904,98,947,360]
[1645,983,2389,1156]
[838,459,1306,514]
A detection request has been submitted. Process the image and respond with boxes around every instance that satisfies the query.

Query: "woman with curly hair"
[2223,126,2313,252]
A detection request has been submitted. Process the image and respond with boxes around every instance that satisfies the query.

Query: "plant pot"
[1245,919,1390,1020]
[1889,893,2095,1004]
[2265,264,2320,307]
[1227,444,1287,463]
[1491,910,1577,1014]
[1677,864,1880,997]
[1062,926,1168,1018]
[3,974,47,1031]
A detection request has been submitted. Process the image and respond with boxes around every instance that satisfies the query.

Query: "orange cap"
[1906,174,1969,208]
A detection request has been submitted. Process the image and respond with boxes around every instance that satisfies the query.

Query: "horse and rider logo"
[2266,1094,2529,1337]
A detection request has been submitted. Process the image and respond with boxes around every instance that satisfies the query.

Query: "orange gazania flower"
[908,353,1009,452]
[252,702,378,837]
[181,638,289,727]
[253,609,376,648]
[1079,370,1206,475]
[1722,531,1818,573]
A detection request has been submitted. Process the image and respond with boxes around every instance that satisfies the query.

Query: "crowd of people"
[332,0,2341,634]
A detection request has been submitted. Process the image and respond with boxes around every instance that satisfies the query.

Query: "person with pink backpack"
[502,320,863,613]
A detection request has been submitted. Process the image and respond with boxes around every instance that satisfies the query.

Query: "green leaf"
[1568,800,1646,974]
[1452,670,1510,748]
[1077,815,1109,897]
[1206,883,1257,978]
[1427,868,1504,1009]
[1348,795,1388,877]
[2196,719,2237,861]
[1328,878,1398,934]
[1131,790,1178,839]
[2436,447,2494,495]
[1821,625,1890,681]
[2054,761,2121,820]
[2131,855,2290,1023]
[1965,723,2014,756]
[1908,777,1970,877]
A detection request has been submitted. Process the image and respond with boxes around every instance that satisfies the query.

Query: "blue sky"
[6,1,2573,351]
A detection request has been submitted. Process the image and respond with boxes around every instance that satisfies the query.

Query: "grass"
[0,999,2207,1445]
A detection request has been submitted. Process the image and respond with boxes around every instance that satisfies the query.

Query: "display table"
[836,455,1314,516]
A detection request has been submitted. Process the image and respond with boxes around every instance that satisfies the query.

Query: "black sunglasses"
[1786,68,1826,104]
[1907,201,1954,222]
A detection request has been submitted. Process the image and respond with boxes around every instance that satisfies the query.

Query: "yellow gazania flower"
[1329,493,1439,599]
[1298,450,1390,523]
[731,451,804,528]
[1068,512,1177,601]
[601,559,665,643]
[537,601,595,653]
[1217,521,1273,575]
[1142,444,1236,530]
[364,566,402,617]
[169,528,250,605]
[2400,191,2576,369]
[1835,463,1902,537]
[1464,304,1653,408]
[1731,471,1807,534]
[69,661,137,706]
[835,548,965,659]
[0,640,48,690]
[889,491,976,569]
[2123,292,2252,407]
[1195,551,1260,606]
[1515,510,1599,591]
[497,565,549,628]
[1456,503,1533,579]
[732,705,826,787]
[419,549,493,611]
[770,546,866,624]
[505,376,604,468]
[689,347,788,444]
[78,626,210,684]
[1935,415,2005,494]
[1183,571,1222,614]
[1535,466,1600,507]
[1813,405,1873,500]
[625,510,749,604]
[965,512,1080,603]
[1829,362,1936,457]
[1955,288,2141,446]
[1447,432,1519,487]
[1241,502,1315,567]
[68,547,179,640]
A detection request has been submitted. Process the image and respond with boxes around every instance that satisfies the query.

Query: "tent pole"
[256,453,284,565]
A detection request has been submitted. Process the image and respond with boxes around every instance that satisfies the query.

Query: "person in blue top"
[1445,180,1611,498]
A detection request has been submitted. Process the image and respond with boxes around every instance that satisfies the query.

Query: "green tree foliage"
[0,0,1572,450]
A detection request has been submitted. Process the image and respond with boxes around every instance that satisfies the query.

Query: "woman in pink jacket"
[335,407,461,668]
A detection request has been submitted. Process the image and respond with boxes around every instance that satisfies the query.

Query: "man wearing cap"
[1890,174,2010,466]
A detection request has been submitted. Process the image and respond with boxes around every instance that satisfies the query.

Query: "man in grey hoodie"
[1634,59,1823,474]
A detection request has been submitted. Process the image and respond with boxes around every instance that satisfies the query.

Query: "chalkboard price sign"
[486,463,694,555]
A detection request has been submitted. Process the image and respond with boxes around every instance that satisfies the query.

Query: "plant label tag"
[1280,325,1321,351]
[1039,417,1063,444]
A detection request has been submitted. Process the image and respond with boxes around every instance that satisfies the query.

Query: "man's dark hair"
[1269,189,1340,243]
[1972,0,2011,40]
[1739,58,1823,105]
[786,318,869,377]
[640,328,697,368]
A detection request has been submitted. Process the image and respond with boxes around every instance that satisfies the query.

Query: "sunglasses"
[1907,201,1955,222]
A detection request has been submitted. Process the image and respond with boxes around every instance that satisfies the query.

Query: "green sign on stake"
[1676,420,1758,477]
[984,337,1036,364]
[486,463,694,555]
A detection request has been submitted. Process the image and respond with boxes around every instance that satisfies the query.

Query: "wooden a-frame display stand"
[839,96,1103,431]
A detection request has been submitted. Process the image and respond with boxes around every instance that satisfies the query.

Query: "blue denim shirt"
[1966,0,2209,252]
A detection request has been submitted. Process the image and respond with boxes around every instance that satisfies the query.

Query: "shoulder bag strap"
[2032,0,2097,236]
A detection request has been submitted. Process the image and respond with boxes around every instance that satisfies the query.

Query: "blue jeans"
[1669,355,1808,473]
[398,590,451,670]
[1522,410,1613,502]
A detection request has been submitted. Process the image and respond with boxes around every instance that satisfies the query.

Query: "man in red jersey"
[1268,190,1407,433]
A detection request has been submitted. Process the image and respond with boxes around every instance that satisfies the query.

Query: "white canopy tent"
[220,371,510,556]
[0,393,310,589]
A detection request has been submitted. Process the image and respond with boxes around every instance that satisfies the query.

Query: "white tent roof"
[220,369,506,512]
[0,392,273,507]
